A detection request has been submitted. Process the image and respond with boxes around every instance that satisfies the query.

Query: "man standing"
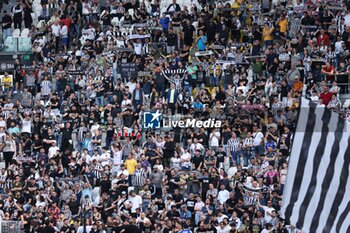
[132,83,144,111]
[2,11,12,41]
[166,0,181,13]
[182,19,195,46]
[227,133,241,165]
[166,28,177,54]
[167,83,178,115]
[196,29,207,51]
[12,0,23,30]
[132,163,147,194]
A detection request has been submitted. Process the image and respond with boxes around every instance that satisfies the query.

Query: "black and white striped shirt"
[242,137,254,149]
[132,168,147,187]
[92,164,103,179]
[227,138,241,152]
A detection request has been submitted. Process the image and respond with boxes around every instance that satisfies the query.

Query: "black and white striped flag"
[281,98,350,233]
[162,69,187,76]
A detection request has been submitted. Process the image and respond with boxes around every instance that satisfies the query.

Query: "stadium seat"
[18,38,32,52]
[12,29,20,38]
[4,37,15,52]
[21,28,30,37]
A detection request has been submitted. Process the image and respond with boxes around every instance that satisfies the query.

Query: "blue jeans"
[254,145,264,156]
[212,76,219,86]
[95,96,104,108]
[3,28,12,41]
[77,141,85,153]
[184,85,192,96]
[242,149,253,167]
[195,212,201,225]
[142,200,150,212]
[231,151,241,165]
[56,134,62,149]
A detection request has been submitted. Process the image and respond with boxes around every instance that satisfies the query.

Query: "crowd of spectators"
[0,0,350,232]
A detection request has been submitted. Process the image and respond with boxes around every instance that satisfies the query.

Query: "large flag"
[281,98,350,233]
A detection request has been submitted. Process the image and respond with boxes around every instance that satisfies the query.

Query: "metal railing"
[0,221,24,233]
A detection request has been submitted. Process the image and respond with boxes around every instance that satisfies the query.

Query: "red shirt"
[320,91,332,106]
[60,18,71,31]
[317,34,330,46]
[322,65,335,81]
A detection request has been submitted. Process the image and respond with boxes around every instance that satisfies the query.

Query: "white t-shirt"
[48,146,59,159]
[217,189,230,204]
[335,41,344,54]
[99,153,111,167]
[128,195,142,213]
[22,119,32,134]
[190,143,204,154]
[51,24,61,37]
[345,13,350,27]
[126,82,136,93]
[261,205,275,223]
[113,150,123,166]
[171,157,181,169]
[134,43,142,55]
[210,132,221,147]
[90,124,100,135]
[181,152,192,167]
[253,132,264,146]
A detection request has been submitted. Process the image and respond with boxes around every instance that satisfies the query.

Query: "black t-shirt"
[166,210,180,220]
[61,128,73,141]
[2,15,12,29]
[168,176,180,193]
[180,48,189,62]
[100,180,111,194]
[226,197,237,210]
[192,155,204,169]
[43,135,55,152]
[185,198,196,213]
[163,141,175,158]
[117,179,128,194]
[172,193,183,208]
[167,33,176,46]
[215,151,226,167]
[33,139,43,152]
[68,199,80,215]
[50,98,59,109]
[182,24,195,43]
[199,176,210,197]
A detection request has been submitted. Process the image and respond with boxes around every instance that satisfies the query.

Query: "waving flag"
[281,98,350,233]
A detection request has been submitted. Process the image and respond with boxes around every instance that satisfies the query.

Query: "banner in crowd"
[242,185,268,206]
[281,98,350,233]
[195,50,214,57]
[67,70,85,75]
[14,156,33,162]
[138,71,152,77]
[126,34,151,40]
[119,63,138,80]
[59,175,84,182]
